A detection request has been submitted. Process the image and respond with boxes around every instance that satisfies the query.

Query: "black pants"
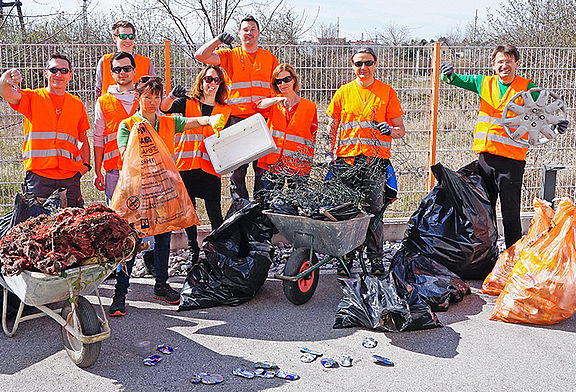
[230,161,264,200]
[478,152,526,249]
[179,169,223,250]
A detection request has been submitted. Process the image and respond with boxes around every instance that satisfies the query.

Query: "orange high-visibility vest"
[121,114,177,156]
[100,53,151,95]
[335,80,398,160]
[21,88,85,178]
[98,93,137,172]
[221,47,277,117]
[174,100,231,176]
[473,75,531,160]
[259,97,317,175]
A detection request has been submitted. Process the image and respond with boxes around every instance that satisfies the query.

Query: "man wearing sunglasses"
[0,53,91,208]
[194,15,279,200]
[95,20,155,96]
[326,47,406,275]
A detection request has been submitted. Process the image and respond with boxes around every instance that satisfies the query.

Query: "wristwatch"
[83,162,92,171]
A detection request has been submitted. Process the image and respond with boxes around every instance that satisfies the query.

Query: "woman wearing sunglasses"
[254,63,318,195]
[115,75,225,305]
[160,65,232,268]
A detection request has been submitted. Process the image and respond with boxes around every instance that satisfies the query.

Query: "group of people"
[0,15,564,317]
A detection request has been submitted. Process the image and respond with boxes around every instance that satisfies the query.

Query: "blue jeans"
[105,169,120,205]
[115,232,172,295]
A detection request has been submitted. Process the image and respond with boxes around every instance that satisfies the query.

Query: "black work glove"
[168,84,188,100]
[372,120,391,135]
[440,62,454,82]
[553,119,569,134]
[218,32,234,45]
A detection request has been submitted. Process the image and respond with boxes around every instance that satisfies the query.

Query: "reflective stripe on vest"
[259,97,317,174]
[21,88,85,176]
[173,100,231,175]
[221,47,277,117]
[340,137,392,149]
[99,93,137,172]
[331,80,399,160]
[473,75,530,160]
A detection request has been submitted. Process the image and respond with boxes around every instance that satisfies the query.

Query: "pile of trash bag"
[179,199,275,310]
[392,248,470,312]
[490,198,576,325]
[0,204,138,276]
[333,269,442,332]
[403,162,499,280]
[482,198,554,296]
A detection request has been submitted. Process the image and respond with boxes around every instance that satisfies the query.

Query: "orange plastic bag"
[110,122,200,237]
[482,198,554,295]
[490,198,576,325]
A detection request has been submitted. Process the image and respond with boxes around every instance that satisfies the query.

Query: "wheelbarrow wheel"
[60,296,102,368]
[283,248,319,305]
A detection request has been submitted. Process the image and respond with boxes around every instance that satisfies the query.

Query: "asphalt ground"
[1,273,575,391]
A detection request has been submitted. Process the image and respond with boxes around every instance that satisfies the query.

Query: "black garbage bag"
[392,247,471,312]
[0,189,66,239]
[178,199,274,310]
[403,162,498,279]
[333,272,441,332]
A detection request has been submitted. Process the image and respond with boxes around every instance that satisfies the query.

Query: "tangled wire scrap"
[0,204,139,276]
[264,146,391,221]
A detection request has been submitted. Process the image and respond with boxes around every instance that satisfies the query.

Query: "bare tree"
[375,24,412,46]
[487,0,576,46]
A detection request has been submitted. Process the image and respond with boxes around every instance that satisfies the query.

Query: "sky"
[20,0,505,41]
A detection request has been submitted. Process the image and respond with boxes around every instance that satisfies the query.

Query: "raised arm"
[194,37,223,65]
[0,68,23,105]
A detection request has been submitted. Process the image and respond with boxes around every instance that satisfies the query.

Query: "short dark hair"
[190,65,228,106]
[240,14,259,31]
[135,76,163,97]
[111,51,136,68]
[112,20,135,34]
[48,53,72,70]
[492,44,520,62]
[351,47,377,63]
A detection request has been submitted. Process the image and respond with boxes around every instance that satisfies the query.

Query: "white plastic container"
[204,113,277,175]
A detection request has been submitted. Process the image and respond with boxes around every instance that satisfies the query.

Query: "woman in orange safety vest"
[160,65,232,267]
[254,63,318,196]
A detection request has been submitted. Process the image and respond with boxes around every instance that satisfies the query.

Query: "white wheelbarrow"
[1,261,117,368]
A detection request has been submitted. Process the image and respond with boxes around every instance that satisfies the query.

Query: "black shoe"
[370,258,385,276]
[153,283,180,304]
[188,247,199,264]
[108,293,126,317]
[143,251,155,276]
[337,254,354,276]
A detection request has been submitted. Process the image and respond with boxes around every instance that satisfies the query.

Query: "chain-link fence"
[1,43,575,221]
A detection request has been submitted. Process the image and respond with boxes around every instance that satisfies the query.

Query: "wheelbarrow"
[263,211,373,305]
[0,260,117,368]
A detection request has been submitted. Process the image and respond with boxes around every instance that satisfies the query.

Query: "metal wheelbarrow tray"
[263,211,373,305]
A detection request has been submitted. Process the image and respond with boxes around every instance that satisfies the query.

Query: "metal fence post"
[427,42,441,191]
[164,40,171,92]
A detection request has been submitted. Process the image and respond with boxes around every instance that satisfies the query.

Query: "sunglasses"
[275,75,294,85]
[353,60,375,67]
[111,65,135,74]
[114,33,136,40]
[137,75,162,86]
[203,75,221,84]
[47,67,71,75]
